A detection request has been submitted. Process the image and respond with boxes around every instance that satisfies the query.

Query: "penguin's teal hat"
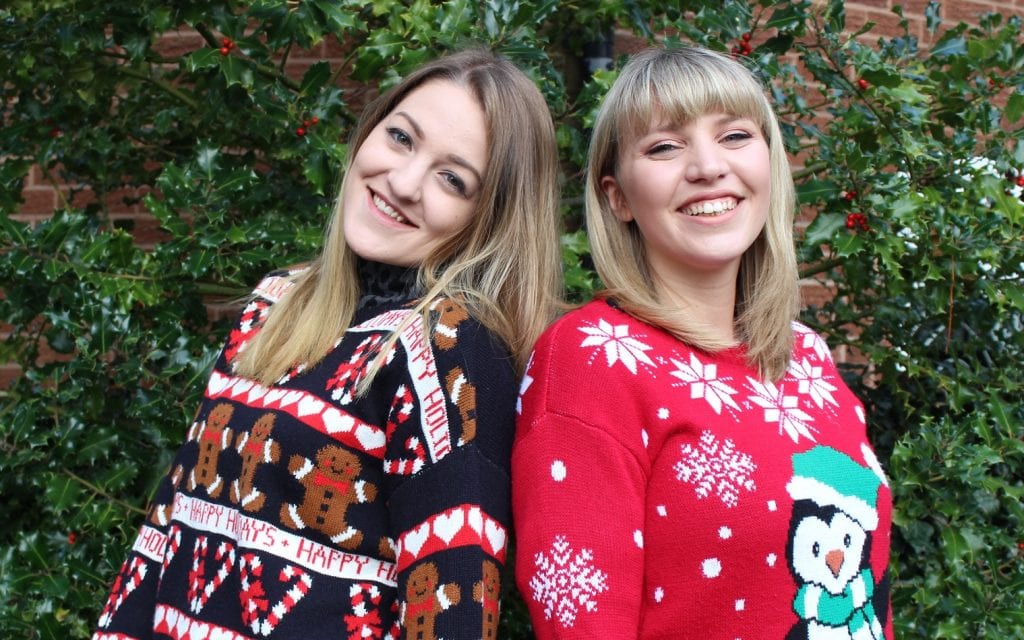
[786,446,881,531]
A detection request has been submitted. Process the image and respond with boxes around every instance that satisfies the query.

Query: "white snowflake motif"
[793,322,833,363]
[578,319,656,374]
[530,536,610,628]
[669,353,741,416]
[787,357,839,410]
[673,431,757,508]
[746,377,817,443]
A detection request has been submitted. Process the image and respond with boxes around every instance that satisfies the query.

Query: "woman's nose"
[387,157,426,202]
[684,140,728,182]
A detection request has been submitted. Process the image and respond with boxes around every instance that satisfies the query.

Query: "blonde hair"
[235,48,562,385]
[585,46,799,380]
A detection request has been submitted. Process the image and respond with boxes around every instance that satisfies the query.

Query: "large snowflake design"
[792,323,833,363]
[529,536,609,628]
[788,357,839,410]
[673,430,757,508]
[746,377,817,443]
[669,353,741,416]
[578,319,656,374]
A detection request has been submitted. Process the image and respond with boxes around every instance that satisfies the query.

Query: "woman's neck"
[654,269,739,344]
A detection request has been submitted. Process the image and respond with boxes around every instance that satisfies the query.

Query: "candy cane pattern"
[187,536,236,614]
[383,385,425,475]
[224,299,270,363]
[327,335,386,404]
[160,524,182,581]
[238,552,313,636]
[343,582,384,640]
[97,556,148,628]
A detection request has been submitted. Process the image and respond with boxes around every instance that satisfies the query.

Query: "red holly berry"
[846,212,869,232]
[857,78,869,90]
[222,37,232,47]
[844,190,857,201]
[296,127,307,137]
[742,32,752,42]
[732,39,753,57]
[310,116,320,125]
[219,46,230,56]
[1016,176,1024,187]
[67,531,77,545]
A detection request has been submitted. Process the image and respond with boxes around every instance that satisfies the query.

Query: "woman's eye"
[387,127,412,147]
[721,131,754,143]
[647,142,678,155]
[441,171,467,195]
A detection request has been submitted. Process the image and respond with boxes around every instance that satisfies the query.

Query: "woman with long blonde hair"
[513,45,893,639]
[95,48,561,639]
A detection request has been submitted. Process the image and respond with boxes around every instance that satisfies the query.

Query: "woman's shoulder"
[527,297,657,380]
[537,297,625,338]
[789,320,837,365]
[533,297,653,355]
[421,295,516,374]
[251,265,309,303]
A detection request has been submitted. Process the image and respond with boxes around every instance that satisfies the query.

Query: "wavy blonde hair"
[585,46,799,380]
[235,48,562,386]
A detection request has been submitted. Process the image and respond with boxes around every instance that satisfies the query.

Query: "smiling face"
[341,80,489,267]
[318,446,359,480]
[601,112,771,289]
[408,563,439,602]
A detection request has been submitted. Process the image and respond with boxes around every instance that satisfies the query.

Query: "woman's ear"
[600,174,634,222]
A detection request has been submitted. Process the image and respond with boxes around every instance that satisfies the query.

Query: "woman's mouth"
[680,197,739,217]
[372,192,410,225]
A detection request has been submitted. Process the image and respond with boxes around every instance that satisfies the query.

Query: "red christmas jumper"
[512,299,893,640]
[94,261,514,640]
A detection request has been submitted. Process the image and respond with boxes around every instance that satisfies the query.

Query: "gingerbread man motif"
[445,367,478,444]
[231,413,280,512]
[148,464,185,527]
[188,403,234,498]
[429,298,469,351]
[474,559,501,640]
[280,445,377,548]
[402,562,461,640]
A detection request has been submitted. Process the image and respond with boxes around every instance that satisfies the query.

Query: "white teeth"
[681,197,738,217]
[372,193,407,224]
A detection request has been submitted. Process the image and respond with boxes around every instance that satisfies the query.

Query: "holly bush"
[2,0,1022,637]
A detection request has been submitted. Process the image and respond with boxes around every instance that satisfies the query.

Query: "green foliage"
[2,1,1022,637]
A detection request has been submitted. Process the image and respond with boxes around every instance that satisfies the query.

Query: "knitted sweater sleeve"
[512,311,648,639]
[383,301,517,640]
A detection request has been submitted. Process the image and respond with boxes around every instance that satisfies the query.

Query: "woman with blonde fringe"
[512,45,893,639]
[95,48,561,640]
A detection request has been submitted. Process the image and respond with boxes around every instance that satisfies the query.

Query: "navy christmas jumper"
[94,261,515,640]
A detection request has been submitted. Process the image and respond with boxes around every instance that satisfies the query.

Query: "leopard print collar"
[356,259,420,311]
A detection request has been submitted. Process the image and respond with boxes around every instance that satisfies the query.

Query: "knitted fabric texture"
[94,262,516,640]
[512,299,893,640]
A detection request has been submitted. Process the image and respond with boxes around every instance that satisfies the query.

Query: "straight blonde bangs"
[586,46,798,381]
